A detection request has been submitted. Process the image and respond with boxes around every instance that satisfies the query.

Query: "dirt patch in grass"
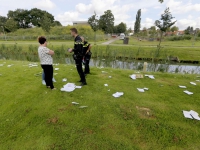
[136,106,156,119]
[47,117,58,124]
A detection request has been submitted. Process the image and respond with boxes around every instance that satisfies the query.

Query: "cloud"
[56,11,80,25]
[166,0,200,14]
[141,18,154,28]
[34,0,56,10]
[176,18,200,30]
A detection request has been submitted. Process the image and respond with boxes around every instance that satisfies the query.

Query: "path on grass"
[102,38,119,45]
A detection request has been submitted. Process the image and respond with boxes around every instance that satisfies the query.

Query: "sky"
[0,0,200,30]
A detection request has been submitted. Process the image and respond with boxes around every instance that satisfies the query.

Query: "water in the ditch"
[66,57,200,74]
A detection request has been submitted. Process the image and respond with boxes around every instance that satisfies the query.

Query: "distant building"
[165,31,185,36]
[73,21,89,26]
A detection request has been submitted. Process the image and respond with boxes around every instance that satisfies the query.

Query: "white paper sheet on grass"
[145,75,155,79]
[130,74,136,80]
[104,84,108,87]
[183,110,200,121]
[62,78,67,82]
[184,90,193,95]
[113,92,124,98]
[179,85,187,88]
[55,68,59,71]
[61,83,76,92]
[137,88,149,93]
[190,82,197,85]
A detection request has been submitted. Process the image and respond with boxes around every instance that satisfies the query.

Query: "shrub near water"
[167,35,192,41]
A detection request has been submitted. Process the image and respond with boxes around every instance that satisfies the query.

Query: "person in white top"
[38,36,56,90]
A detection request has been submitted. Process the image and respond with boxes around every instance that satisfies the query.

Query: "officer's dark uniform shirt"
[73,35,83,56]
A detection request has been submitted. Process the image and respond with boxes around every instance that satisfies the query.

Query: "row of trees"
[88,10,127,34]
[0,8,61,33]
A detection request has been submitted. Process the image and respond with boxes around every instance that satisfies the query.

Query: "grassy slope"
[1,41,200,61]
[0,60,200,150]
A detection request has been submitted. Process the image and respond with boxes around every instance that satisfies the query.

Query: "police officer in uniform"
[68,28,87,86]
[81,36,92,75]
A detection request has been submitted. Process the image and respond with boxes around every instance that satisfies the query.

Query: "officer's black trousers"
[75,59,86,82]
[84,56,91,74]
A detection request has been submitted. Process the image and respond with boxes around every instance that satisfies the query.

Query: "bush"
[1,25,105,41]
[167,35,192,41]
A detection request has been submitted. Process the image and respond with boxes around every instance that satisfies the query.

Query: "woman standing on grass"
[38,36,56,90]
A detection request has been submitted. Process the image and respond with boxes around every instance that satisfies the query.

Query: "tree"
[185,26,191,35]
[171,26,179,32]
[134,9,141,34]
[116,22,127,33]
[99,10,114,33]
[41,14,52,33]
[5,19,18,32]
[155,7,176,47]
[159,0,164,3]
[0,16,7,32]
[52,21,62,27]
[29,8,54,27]
[88,12,99,32]
[7,9,31,28]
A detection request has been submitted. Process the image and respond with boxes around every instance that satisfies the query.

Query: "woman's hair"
[38,36,47,44]
[70,28,78,34]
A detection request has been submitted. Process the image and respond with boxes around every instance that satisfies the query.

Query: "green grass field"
[0,60,200,150]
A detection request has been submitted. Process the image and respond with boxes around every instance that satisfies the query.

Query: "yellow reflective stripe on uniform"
[74,41,83,44]
[83,44,89,47]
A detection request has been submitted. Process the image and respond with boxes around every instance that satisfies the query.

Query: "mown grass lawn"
[0,60,200,150]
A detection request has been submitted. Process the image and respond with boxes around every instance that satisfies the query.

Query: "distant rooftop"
[73,21,89,25]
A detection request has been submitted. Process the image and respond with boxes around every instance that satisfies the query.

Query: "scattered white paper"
[183,110,200,121]
[190,110,200,121]
[62,78,67,82]
[183,111,193,119]
[104,84,108,87]
[109,76,112,78]
[145,75,155,79]
[0,64,3,66]
[7,65,12,67]
[72,102,79,105]
[108,89,110,92]
[184,90,193,95]
[179,85,187,88]
[144,88,149,91]
[112,92,124,98]
[55,68,59,71]
[61,83,76,92]
[75,86,82,89]
[130,74,136,80]
[196,80,200,82]
[190,82,197,86]
[79,106,88,108]
[102,71,107,73]
[137,88,145,93]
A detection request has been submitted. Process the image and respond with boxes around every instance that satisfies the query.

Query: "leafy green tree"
[7,9,31,28]
[41,14,52,33]
[155,7,176,47]
[159,0,164,3]
[116,22,127,33]
[99,10,114,33]
[134,9,141,34]
[52,21,62,27]
[184,26,191,35]
[171,26,179,32]
[29,8,54,27]
[5,19,18,32]
[88,12,99,32]
[0,16,7,32]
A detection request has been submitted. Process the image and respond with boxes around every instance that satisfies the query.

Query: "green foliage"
[99,10,115,33]
[88,13,99,32]
[114,22,127,33]
[155,8,176,32]
[41,14,52,33]
[167,35,192,41]
[184,26,194,35]
[134,9,141,34]
[171,26,179,32]
[5,19,18,32]
[0,16,7,32]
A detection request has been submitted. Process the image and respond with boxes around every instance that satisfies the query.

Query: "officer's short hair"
[70,28,78,34]
[38,36,46,44]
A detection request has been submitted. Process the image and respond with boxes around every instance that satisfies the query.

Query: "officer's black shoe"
[80,82,87,86]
